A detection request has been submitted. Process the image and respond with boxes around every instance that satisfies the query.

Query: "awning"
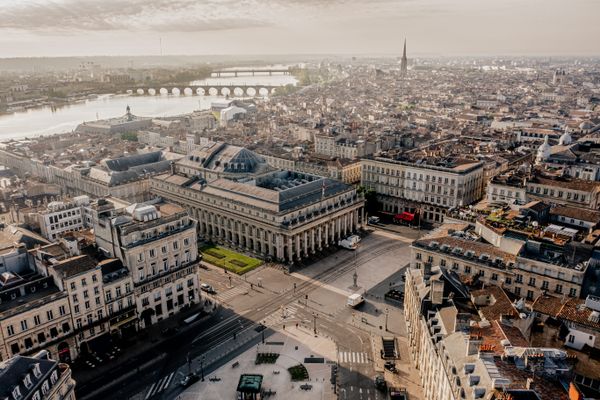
[394,212,415,222]
[111,315,137,330]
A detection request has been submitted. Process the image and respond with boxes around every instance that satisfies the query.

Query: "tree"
[357,186,379,215]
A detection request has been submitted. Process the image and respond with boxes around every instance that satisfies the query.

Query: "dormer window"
[12,386,22,400]
[23,373,33,389]
[32,363,42,379]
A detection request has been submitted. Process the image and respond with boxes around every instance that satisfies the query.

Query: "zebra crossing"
[144,371,175,399]
[215,285,249,302]
[338,351,370,364]
[263,305,299,326]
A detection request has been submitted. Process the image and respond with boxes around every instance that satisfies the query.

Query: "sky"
[0,0,598,58]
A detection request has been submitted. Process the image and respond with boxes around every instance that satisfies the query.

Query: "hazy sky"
[0,0,597,57]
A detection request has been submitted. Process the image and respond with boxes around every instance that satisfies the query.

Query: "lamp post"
[385,308,389,332]
[313,313,317,334]
[200,356,205,381]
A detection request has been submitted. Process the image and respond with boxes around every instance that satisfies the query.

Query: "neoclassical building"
[151,170,364,263]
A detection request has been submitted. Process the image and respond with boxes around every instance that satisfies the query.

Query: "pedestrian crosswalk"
[263,305,299,326]
[338,351,370,364]
[144,371,175,399]
[215,286,248,302]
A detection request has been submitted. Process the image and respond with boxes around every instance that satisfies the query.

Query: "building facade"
[93,203,200,328]
[361,157,485,223]
[151,170,364,263]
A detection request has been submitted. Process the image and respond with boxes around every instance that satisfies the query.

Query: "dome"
[535,135,551,165]
[558,127,572,146]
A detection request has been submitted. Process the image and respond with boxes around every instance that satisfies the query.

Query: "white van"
[347,293,365,307]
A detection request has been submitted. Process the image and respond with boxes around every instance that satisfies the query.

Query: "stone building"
[361,156,485,223]
[93,202,200,328]
[151,170,364,263]
[0,350,76,400]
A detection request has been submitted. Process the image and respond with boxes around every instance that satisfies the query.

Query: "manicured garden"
[287,364,309,381]
[200,245,263,275]
[255,353,279,365]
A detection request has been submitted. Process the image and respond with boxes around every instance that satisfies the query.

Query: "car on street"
[347,293,365,308]
[374,374,387,391]
[200,283,216,294]
[180,373,200,387]
[368,216,380,224]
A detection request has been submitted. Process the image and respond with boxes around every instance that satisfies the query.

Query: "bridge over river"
[129,84,281,97]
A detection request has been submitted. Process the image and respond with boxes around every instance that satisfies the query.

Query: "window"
[528,277,536,287]
[173,241,179,250]
[96,297,101,306]
[569,288,577,297]
[150,249,156,258]
[125,283,131,293]
[142,297,150,307]
[6,325,15,336]
[92,274,98,283]
[505,277,512,285]
[81,278,87,286]
[106,291,112,302]
[415,253,422,260]
[515,274,523,284]
[83,290,89,299]
[70,282,76,290]
[491,273,498,281]
[74,305,80,313]
[526,290,534,300]
[116,287,122,297]
[34,315,41,325]
[47,310,54,321]
[568,335,575,344]
[464,265,471,273]
[537,281,548,290]
[514,287,521,296]
[20,320,28,331]
[94,286,100,295]
[556,284,563,294]
[85,301,90,309]
[440,259,446,267]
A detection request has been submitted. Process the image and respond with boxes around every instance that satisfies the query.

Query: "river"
[0,73,297,141]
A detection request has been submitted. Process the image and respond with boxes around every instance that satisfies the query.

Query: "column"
[287,236,293,262]
[349,211,354,233]
[324,223,329,246]
[318,226,323,250]
[303,231,309,257]
[276,234,284,260]
[295,234,301,260]
[343,214,348,237]
[310,229,316,253]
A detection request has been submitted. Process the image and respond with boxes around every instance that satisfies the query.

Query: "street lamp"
[200,356,205,381]
[385,308,389,332]
[313,313,317,334]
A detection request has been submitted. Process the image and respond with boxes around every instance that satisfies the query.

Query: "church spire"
[400,38,408,76]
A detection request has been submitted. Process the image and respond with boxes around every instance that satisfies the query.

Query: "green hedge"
[200,245,262,275]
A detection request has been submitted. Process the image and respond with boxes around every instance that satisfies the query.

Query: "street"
[75,228,418,400]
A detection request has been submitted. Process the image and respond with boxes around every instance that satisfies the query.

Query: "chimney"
[431,279,444,305]
[170,161,175,175]
[467,335,483,356]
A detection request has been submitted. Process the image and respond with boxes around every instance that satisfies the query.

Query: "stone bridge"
[129,84,281,97]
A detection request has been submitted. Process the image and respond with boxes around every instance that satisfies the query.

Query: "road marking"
[338,351,369,364]
[161,372,175,391]
[144,383,156,400]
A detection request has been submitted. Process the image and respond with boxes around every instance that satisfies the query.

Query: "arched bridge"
[211,68,291,77]
[129,84,282,97]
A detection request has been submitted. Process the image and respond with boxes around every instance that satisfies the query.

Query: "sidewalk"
[75,301,215,397]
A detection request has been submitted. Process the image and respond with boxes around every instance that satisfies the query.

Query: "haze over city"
[1,2,600,400]
[0,0,599,57]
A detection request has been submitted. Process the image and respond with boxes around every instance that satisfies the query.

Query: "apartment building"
[0,350,76,400]
[410,222,589,301]
[93,202,200,328]
[404,265,575,400]
[361,156,485,223]
[38,196,91,241]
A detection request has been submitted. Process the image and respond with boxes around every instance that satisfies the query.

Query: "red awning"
[394,212,415,222]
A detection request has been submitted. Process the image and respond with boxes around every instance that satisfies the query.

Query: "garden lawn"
[200,245,263,275]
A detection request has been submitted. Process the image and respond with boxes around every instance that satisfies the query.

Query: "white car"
[200,283,216,294]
